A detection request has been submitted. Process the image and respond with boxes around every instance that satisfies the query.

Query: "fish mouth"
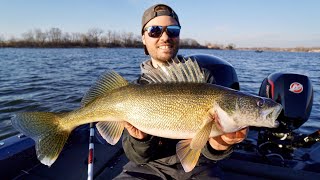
[262,105,283,127]
[273,105,283,119]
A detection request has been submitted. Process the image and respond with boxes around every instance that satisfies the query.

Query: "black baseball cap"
[141,4,180,55]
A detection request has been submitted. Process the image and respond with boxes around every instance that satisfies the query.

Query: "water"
[0,48,319,141]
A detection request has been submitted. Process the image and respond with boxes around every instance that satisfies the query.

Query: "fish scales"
[62,83,220,139]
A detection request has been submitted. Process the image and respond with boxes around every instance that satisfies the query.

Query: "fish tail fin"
[11,112,70,166]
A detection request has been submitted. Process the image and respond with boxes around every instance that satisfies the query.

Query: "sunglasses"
[144,25,181,38]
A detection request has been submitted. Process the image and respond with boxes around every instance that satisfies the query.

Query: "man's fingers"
[209,136,231,151]
[124,122,148,140]
[124,122,139,134]
[221,127,249,144]
[124,122,133,129]
[124,122,139,135]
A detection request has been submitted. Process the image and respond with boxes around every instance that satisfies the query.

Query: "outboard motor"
[259,72,313,131]
[186,54,240,90]
[257,72,315,159]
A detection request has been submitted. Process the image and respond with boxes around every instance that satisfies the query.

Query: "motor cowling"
[259,72,313,131]
[186,54,240,90]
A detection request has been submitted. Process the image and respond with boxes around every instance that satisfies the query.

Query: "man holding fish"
[12,3,281,180]
[116,4,249,179]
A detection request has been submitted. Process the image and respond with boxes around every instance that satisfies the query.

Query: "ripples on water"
[0,48,319,140]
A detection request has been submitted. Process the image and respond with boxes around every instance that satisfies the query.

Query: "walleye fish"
[11,59,282,172]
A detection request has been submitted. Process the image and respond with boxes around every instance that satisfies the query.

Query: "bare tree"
[34,28,47,44]
[205,42,223,49]
[0,34,5,42]
[80,33,89,45]
[22,30,35,42]
[180,38,201,48]
[0,34,5,47]
[105,30,113,44]
[47,27,62,42]
[70,32,83,43]
[62,32,71,43]
[87,28,104,45]
[225,43,236,50]
[113,31,122,46]
[100,35,108,46]
[122,32,134,46]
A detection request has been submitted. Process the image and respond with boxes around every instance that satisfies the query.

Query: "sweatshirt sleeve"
[122,129,158,164]
[201,142,233,161]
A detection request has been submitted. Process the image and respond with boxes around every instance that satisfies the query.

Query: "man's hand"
[124,122,150,140]
[208,127,249,150]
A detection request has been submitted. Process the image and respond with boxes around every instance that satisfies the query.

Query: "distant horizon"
[1,1,319,48]
[2,28,320,50]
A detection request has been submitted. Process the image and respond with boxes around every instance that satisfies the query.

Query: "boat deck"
[10,143,320,180]
[1,129,320,179]
[12,142,128,180]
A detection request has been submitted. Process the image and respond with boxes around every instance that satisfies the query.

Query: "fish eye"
[257,98,265,107]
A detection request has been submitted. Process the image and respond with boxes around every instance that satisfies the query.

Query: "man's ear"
[142,35,146,45]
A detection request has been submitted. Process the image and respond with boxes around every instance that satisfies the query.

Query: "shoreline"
[1,46,320,53]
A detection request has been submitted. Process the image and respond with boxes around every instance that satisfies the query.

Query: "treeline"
[0,28,142,48]
[0,27,207,49]
[2,28,317,52]
[238,47,320,53]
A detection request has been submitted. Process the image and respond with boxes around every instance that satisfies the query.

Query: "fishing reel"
[257,72,317,160]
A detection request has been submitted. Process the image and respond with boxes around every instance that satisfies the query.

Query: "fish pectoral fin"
[176,139,201,172]
[190,116,213,150]
[176,116,213,172]
[96,121,125,145]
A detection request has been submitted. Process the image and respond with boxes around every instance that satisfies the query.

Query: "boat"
[1,54,319,179]
[255,50,263,53]
[0,125,128,179]
[2,128,319,179]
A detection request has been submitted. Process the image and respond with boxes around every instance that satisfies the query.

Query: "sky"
[1,0,319,48]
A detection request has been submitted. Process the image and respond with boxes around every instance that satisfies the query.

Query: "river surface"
[0,48,319,140]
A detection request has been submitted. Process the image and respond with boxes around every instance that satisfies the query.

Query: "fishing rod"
[87,123,95,180]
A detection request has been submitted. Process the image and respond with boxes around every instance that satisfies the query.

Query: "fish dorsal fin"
[81,70,129,107]
[141,57,206,84]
